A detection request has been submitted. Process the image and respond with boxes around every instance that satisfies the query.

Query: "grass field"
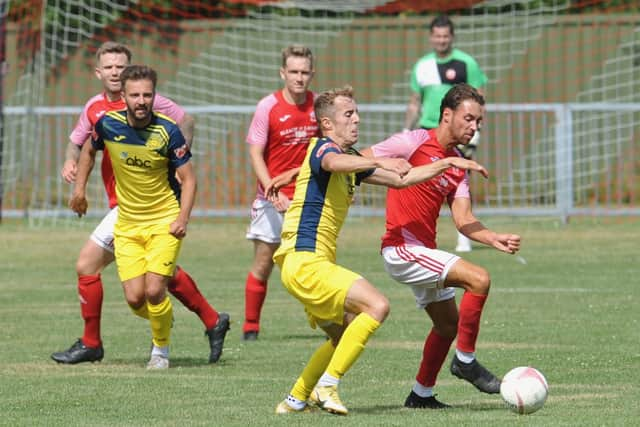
[1,216,638,426]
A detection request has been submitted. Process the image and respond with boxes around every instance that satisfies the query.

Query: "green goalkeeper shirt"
[410,48,488,129]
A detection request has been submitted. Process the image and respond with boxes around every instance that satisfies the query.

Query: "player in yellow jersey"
[269,85,488,414]
[70,65,197,370]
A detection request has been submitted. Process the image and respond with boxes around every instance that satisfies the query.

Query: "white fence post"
[554,104,573,224]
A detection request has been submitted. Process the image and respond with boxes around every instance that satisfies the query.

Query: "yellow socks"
[290,339,335,401]
[148,296,173,348]
[325,313,380,379]
[130,302,149,319]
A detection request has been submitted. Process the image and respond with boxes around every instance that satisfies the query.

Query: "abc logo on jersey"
[121,153,151,168]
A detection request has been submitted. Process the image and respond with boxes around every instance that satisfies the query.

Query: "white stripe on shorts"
[382,245,459,308]
[396,244,445,274]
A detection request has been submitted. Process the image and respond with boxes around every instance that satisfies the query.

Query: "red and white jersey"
[69,92,185,208]
[246,90,317,199]
[371,129,470,249]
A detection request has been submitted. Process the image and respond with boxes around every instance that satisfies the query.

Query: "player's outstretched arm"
[321,151,411,176]
[488,232,521,254]
[404,157,488,187]
[365,157,488,188]
[450,197,520,255]
[69,142,96,216]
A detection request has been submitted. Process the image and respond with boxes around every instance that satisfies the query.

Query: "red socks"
[243,272,267,333]
[457,292,488,353]
[168,267,219,330]
[78,274,103,348]
[416,329,455,387]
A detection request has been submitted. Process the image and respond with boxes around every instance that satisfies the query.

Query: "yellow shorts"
[278,251,361,328]
[114,221,182,282]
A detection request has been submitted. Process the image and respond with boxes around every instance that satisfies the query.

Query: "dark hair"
[95,41,132,65]
[119,65,157,90]
[430,14,454,36]
[439,83,485,122]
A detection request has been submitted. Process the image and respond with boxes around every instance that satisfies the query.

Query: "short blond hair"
[314,84,353,119]
[281,44,313,69]
[313,85,354,135]
[95,41,132,65]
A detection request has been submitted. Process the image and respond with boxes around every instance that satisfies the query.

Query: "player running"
[52,42,229,366]
[364,83,521,408]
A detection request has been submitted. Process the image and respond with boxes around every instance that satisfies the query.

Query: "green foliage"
[1,217,638,426]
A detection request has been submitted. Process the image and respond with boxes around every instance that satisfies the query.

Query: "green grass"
[1,216,638,426]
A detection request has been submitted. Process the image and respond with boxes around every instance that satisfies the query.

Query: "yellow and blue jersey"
[274,137,374,263]
[92,110,191,224]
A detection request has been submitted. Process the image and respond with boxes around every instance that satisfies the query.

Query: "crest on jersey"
[445,68,457,81]
[146,134,165,151]
[174,144,188,159]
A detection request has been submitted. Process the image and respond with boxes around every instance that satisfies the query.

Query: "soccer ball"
[500,366,548,414]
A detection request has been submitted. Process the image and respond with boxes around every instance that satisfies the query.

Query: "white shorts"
[245,198,284,244]
[382,245,459,309]
[89,206,118,253]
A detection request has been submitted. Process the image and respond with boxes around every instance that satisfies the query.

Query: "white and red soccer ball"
[500,366,548,414]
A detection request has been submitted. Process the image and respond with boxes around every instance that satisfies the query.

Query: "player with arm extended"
[52,42,229,366]
[242,45,318,341]
[270,85,487,415]
[69,65,196,369]
[404,14,488,253]
[363,83,521,408]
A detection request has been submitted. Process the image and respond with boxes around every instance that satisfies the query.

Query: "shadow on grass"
[452,401,506,411]
[352,404,405,414]
[355,400,505,414]
[278,333,325,341]
[106,356,230,368]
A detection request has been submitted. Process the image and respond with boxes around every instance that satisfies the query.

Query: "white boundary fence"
[2,103,639,223]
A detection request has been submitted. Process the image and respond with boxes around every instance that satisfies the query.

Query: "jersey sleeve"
[355,168,375,185]
[371,129,427,159]
[168,125,191,168]
[447,174,471,205]
[346,147,375,184]
[309,139,341,175]
[153,94,185,124]
[69,100,95,146]
[246,95,276,146]
[91,118,105,151]
[467,57,488,89]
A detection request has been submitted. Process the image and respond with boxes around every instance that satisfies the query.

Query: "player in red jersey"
[242,45,318,340]
[52,41,229,365]
[363,84,521,408]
